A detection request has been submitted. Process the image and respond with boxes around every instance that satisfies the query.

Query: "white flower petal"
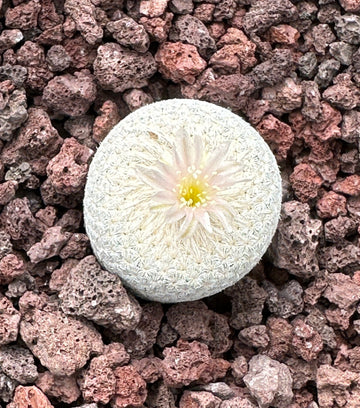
[152,190,177,204]
[165,204,186,223]
[196,210,213,233]
[202,142,231,177]
[136,166,174,190]
[178,209,195,238]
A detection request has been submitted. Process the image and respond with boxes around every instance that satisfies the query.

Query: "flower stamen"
[178,173,209,208]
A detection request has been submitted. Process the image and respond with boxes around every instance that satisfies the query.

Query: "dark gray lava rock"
[242,0,298,35]
[169,14,216,58]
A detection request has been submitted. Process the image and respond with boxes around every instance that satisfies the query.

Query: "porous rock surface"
[0,0,359,406]
[19,291,103,376]
[59,255,142,332]
[243,354,293,408]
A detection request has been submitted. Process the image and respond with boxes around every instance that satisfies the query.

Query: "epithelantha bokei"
[84,99,282,303]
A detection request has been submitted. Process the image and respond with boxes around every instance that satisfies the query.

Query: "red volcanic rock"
[0,294,21,346]
[116,302,162,357]
[249,49,294,88]
[291,319,323,362]
[0,254,26,285]
[265,317,293,360]
[0,181,17,206]
[46,138,93,196]
[36,371,80,404]
[56,209,83,232]
[317,365,360,408]
[325,305,356,331]
[59,233,89,259]
[193,3,215,23]
[37,24,64,46]
[64,115,94,149]
[94,43,157,92]
[301,81,322,122]
[140,0,168,17]
[213,0,237,21]
[312,102,342,142]
[323,273,360,309]
[35,206,57,228]
[268,24,300,45]
[0,345,38,383]
[0,198,46,251]
[160,340,230,388]
[304,24,336,55]
[342,109,360,144]
[239,325,269,349]
[123,89,153,112]
[63,36,97,69]
[243,354,293,408]
[5,0,41,30]
[59,256,141,332]
[92,100,121,144]
[323,73,360,110]
[318,241,360,273]
[181,70,255,111]
[79,343,130,404]
[231,356,248,385]
[46,45,71,72]
[210,33,256,74]
[155,42,206,84]
[112,365,147,408]
[19,291,103,376]
[339,0,360,12]
[179,391,222,408]
[40,178,84,209]
[285,357,316,390]
[16,42,54,92]
[316,191,347,219]
[0,30,23,54]
[42,71,97,117]
[341,149,360,174]
[131,358,162,383]
[49,258,79,292]
[262,77,302,115]
[146,381,176,407]
[0,108,63,176]
[208,22,226,40]
[64,0,103,45]
[156,322,178,348]
[27,226,71,264]
[38,0,63,30]
[225,278,267,330]
[166,301,232,356]
[7,385,54,408]
[256,114,294,161]
[221,398,257,408]
[324,216,357,242]
[333,175,360,196]
[290,163,323,202]
[270,201,322,278]
[347,195,360,222]
[107,16,150,53]
[140,12,173,43]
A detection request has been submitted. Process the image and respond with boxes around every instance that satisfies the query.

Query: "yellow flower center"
[178,172,209,208]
